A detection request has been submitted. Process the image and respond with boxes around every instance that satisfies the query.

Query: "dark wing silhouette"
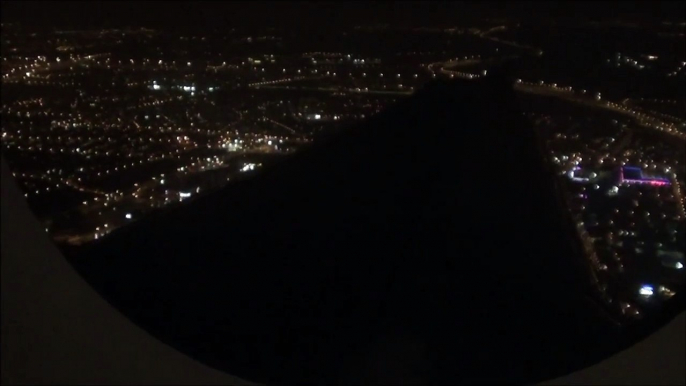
[69,77,620,384]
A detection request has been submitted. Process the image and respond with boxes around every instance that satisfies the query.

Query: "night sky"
[3,1,685,30]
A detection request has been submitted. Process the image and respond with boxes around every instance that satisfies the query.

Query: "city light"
[2,15,684,318]
[639,285,654,296]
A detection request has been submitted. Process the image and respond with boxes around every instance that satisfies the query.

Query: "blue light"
[639,285,654,296]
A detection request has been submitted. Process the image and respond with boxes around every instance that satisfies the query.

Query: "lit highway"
[433,59,686,142]
[252,60,686,143]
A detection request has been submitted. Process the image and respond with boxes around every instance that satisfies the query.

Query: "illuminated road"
[254,70,686,143]
[263,117,299,135]
[513,83,686,141]
[433,58,686,142]
[254,84,412,96]
[2,54,109,82]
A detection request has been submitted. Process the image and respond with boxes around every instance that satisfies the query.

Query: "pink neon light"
[622,179,670,186]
